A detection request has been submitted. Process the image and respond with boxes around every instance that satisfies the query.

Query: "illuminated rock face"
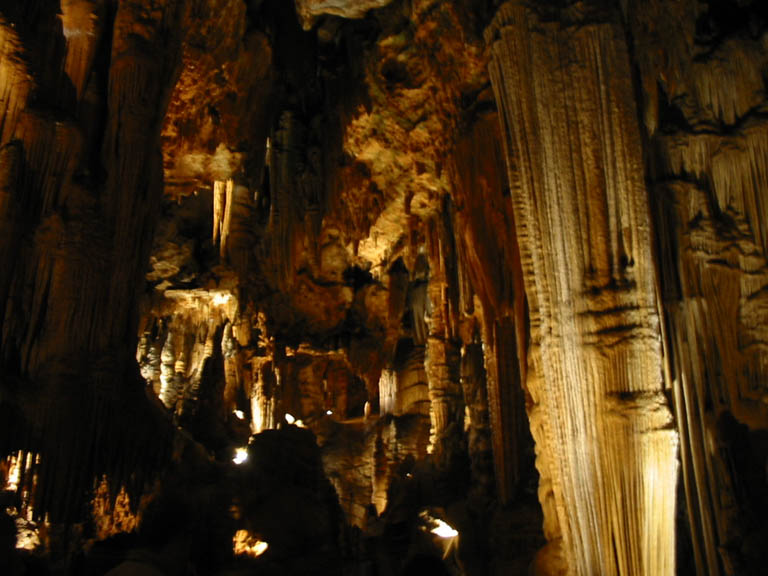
[487,3,679,574]
[294,0,395,29]
[1,0,768,574]
[625,1,768,573]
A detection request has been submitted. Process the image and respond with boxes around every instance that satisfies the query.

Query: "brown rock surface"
[2,1,768,575]
[487,2,678,573]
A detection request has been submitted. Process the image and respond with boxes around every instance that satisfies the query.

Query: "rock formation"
[1,0,767,575]
[486,3,679,573]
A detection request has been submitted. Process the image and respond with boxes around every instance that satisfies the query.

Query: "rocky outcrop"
[294,0,395,30]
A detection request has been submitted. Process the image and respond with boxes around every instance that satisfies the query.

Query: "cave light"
[233,530,268,558]
[431,519,459,538]
[233,409,245,420]
[326,409,333,415]
[283,413,306,427]
[233,447,249,465]
[419,510,459,539]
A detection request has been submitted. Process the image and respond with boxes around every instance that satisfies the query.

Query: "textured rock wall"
[5,1,767,574]
[624,0,768,573]
[487,2,679,574]
[0,0,186,523]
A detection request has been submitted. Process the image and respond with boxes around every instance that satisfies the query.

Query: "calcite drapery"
[624,0,768,572]
[487,2,679,574]
[0,0,184,522]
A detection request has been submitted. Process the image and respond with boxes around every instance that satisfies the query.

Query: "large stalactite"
[487,2,679,573]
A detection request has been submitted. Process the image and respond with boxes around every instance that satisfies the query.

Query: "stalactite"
[0,18,31,145]
[378,369,397,415]
[654,124,768,264]
[60,0,105,101]
[159,328,179,408]
[213,179,225,245]
[393,342,429,416]
[251,358,278,434]
[486,2,679,573]
[269,111,305,291]
[221,179,234,259]
[450,95,532,506]
[0,140,22,336]
[482,315,527,503]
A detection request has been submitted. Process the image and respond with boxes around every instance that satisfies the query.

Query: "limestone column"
[486,2,679,574]
[424,210,464,469]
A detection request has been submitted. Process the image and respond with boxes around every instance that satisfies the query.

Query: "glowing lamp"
[430,519,458,538]
[233,447,248,465]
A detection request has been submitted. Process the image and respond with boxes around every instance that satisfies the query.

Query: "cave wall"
[626,1,768,572]
[0,0,187,523]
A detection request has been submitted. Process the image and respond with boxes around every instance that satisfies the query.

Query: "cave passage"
[2,1,768,575]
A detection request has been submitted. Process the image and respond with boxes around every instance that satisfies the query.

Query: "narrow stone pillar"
[424,212,464,468]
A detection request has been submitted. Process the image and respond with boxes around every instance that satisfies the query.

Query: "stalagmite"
[212,178,237,260]
[424,210,463,463]
[487,2,679,574]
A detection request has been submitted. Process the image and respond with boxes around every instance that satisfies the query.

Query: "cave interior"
[2,0,768,575]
